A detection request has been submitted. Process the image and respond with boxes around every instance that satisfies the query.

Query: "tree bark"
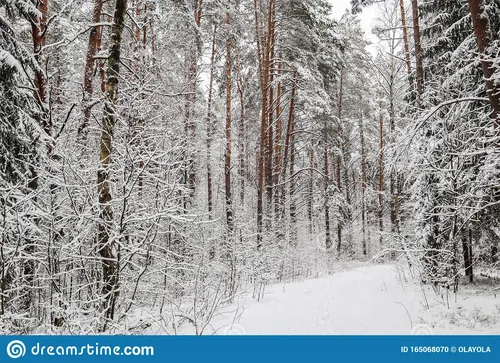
[399,0,414,93]
[224,5,236,294]
[134,3,146,191]
[324,144,332,251]
[31,0,50,137]
[206,25,217,221]
[336,66,344,253]
[253,0,265,90]
[282,73,297,183]
[236,49,245,205]
[225,9,234,236]
[289,76,298,247]
[308,150,315,235]
[98,0,128,328]
[462,229,473,283]
[411,0,424,98]
[23,0,49,316]
[265,0,276,219]
[466,0,500,123]
[274,57,283,219]
[183,0,204,207]
[256,0,275,247]
[79,0,103,139]
[360,111,367,256]
[98,21,106,94]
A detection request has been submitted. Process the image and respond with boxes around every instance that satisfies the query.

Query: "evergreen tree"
[0,0,42,329]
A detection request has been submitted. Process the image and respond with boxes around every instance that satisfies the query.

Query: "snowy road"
[211,264,423,335]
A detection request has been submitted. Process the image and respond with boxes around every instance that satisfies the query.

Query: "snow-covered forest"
[1,0,499,334]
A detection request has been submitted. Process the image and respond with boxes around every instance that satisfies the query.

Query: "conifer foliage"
[0,0,499,333]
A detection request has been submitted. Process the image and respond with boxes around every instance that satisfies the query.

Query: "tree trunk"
[360,112,367,256]
[224,6,236,295]
[98,20,106,94]
[492,243,498,264]
[253,0,265,90]
[256,0,275,247]
[257,81,266,249]
[236,49,245,205]
[466,0,500,123]
[184,0,204,207]
[308,150,315,235]
[282,73,297,184]
[265,0,276,220]
[411,0,424,98]
[79,0,103,139]
[337,66,344,253]
[23,0,50,316]
[98,0,128,328]
[324,144,332,251]
[206,25,217,221]
[462,230,473,283]
[289,77,297,247]
[31,0,50,137]
[388,57,400,234]
[134,3,146,192]
[274,57,283,219]
[195,0,203,25]
[225,9,234,236]
[399,0,414,93]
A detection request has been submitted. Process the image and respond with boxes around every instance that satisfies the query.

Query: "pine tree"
[407,0,500,287]
[0,0,42,327]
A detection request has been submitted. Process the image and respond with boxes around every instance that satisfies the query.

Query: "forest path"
[210,264,424,334]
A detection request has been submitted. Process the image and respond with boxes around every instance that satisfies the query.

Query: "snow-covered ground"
[172,263,500,335]
[134,262,500,335]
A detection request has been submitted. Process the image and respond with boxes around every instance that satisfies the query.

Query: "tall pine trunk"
[288,75,298,247]
[336,66,344,253]
[256,0,275,247]
[206,25,217,221]
[324,144,332,251]
[466,0,500,123]
[236,50,246,205]
[224,5,236,295]
[265,0,276,226]
[308,150,315,235]
[274,58,283,220]
[399,0,414,93]
[183,0,204,208]
[225,9,234,237]
[31,0,48,126]
[79,0,103,139]
[411,0,424,98]
[360,112,367,256]
[23,0,49,317]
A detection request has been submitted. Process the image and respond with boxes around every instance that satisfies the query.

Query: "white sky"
[329,0,379,55]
